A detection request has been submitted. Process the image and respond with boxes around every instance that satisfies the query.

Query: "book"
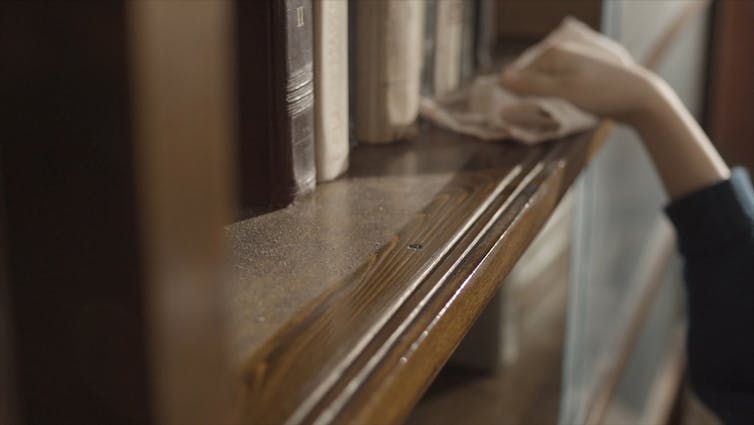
[460,0,477,84]
[313,0,349,182]
[475,0,498,72]
[421,0,437,96]
[353,0,425,144]
[424,0,476,97]
[432,0,464,97]
[236,0,316,210]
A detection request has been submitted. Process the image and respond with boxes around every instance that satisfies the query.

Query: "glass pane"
[559,1,709,423]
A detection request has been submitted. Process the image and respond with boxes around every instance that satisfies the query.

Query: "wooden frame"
[233,123,612,424]
[1,3,234,423]
[1,1,711,424]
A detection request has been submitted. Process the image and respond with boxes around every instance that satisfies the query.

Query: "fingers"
[501,42,611,97]
[500,44,571,97]
[500,68,561,97]
[556,17,634,66]
[556,40,627,68]
[515,42,571,73]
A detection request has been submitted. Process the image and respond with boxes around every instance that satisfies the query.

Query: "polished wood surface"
[406,244,571,425]
[229,121,611,424]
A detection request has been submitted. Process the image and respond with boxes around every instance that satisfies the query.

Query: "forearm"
[630,71,730,200]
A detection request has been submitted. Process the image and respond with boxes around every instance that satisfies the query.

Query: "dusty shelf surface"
[226,122,609,424]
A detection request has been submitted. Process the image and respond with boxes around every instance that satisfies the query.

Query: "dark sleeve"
[665,168,754,425]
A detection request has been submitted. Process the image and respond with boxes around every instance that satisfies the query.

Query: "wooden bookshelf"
[1,3,235,423]
[229,1,712,422]
[1,1,711,424]
[228,122,611,424]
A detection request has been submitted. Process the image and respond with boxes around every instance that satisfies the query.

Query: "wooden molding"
[235,1,708,424]
[237,123,612,424]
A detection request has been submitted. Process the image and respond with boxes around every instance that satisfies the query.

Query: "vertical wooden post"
[0,2,235,423]
[706,0,754,174]
[0,154,17,425]
[126,2,236,424]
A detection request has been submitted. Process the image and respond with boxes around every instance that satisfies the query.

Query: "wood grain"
[406,248,571,425]
[236,122,611,424]
[233,0,701,422]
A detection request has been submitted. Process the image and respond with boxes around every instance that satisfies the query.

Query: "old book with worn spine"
[353,0,425,144]
[236,0,316,210]
[313,0,349,182]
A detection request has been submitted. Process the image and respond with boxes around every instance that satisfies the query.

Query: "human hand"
[500,41,663,126]
[500,18,729,200]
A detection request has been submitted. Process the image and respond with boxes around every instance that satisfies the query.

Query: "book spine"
[354,0,425,144]
[313,0,349,182]
[421,0,438,97]
[433,0,464,97]
[237,0,315,211]
[475,0,498,72]
[283,0,316,199]
[460,0,477,84]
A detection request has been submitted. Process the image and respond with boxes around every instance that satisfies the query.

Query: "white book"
[433,0,464,97]
[313,0,349,181]
[355,0,425,144]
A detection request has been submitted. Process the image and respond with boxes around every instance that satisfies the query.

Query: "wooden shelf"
[1,2,709,423]
[227,122,611,424]
[407,248,570,425]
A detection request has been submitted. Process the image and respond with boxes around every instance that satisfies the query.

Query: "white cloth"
[420,17,631,145]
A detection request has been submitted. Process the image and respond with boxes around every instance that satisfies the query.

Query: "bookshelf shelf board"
[227,122,611,424]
